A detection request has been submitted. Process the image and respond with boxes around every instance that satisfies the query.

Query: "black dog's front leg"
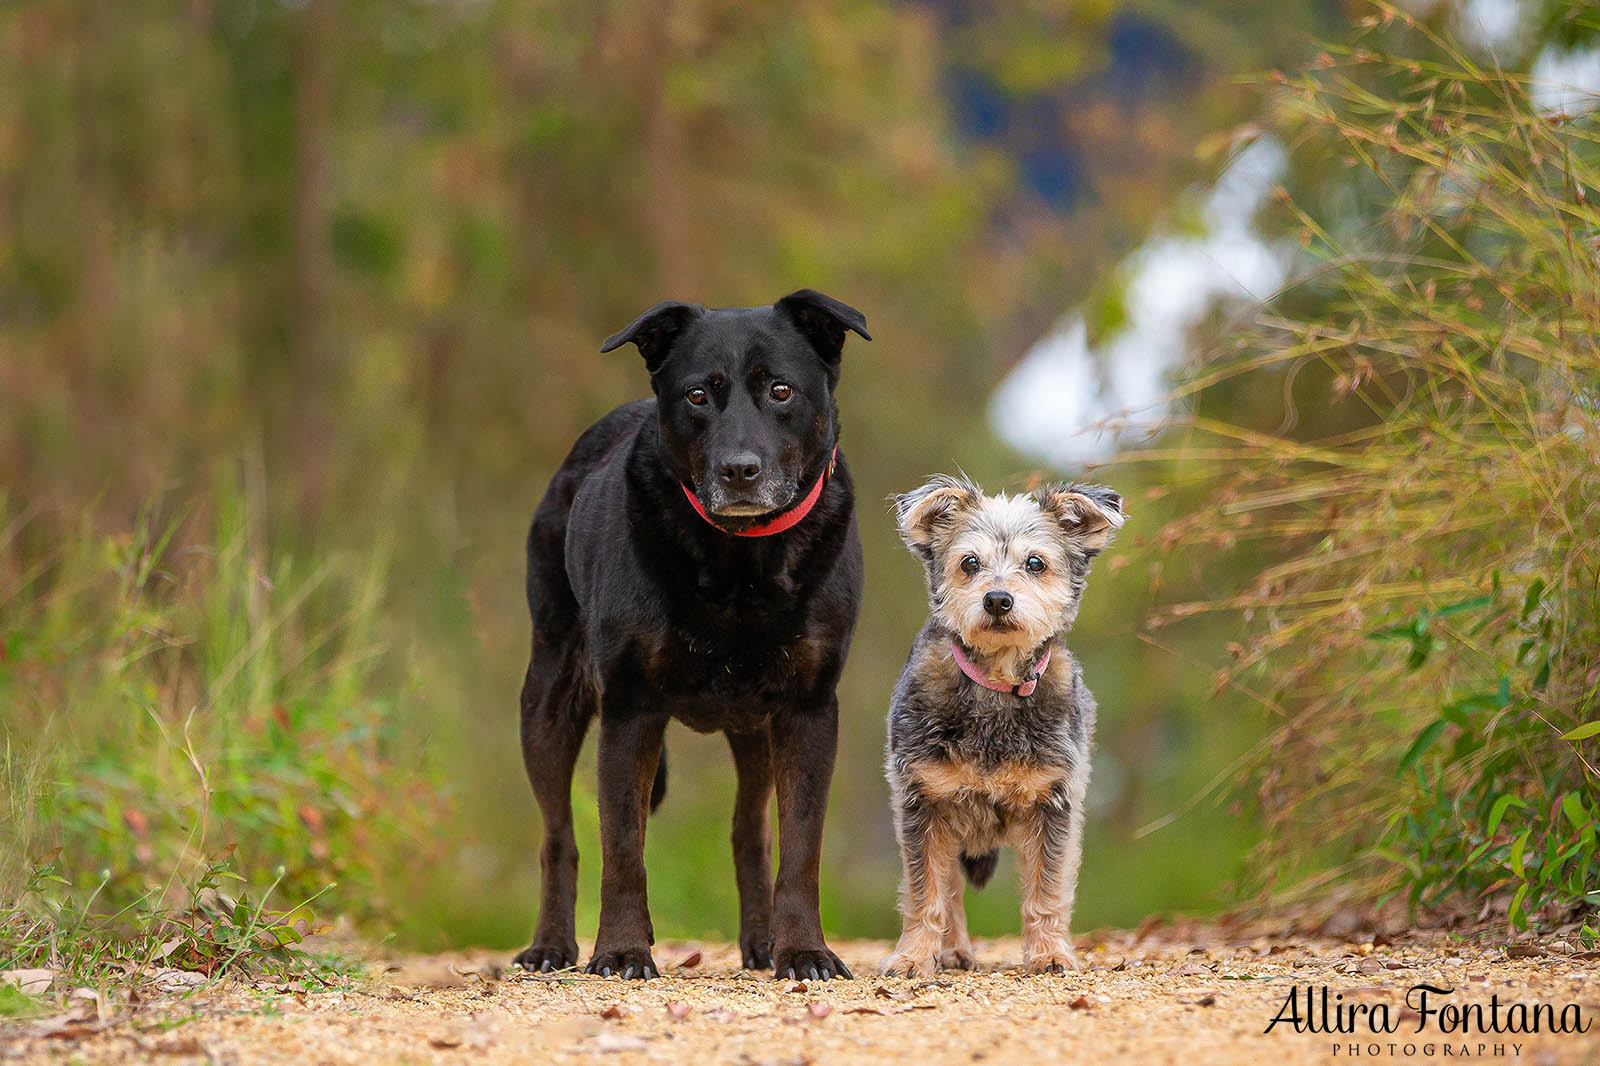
[727,727,775,969]
[588,708,668,979]
[770,700,852,981]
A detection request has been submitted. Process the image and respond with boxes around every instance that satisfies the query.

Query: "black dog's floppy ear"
[600,300,704,373]
[775,289,870,365]
[1035,483,1126,554]
[892,474,980,558]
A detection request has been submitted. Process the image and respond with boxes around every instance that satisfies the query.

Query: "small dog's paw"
[939,947,977,971]
[1024,948,1081,975]
[878,952,938,978]
[740,935,774,970]
[513,943,578,973]
[774,946,852,981]
[586,946,659,979]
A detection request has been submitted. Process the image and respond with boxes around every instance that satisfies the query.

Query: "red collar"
[950,639,1052,697]
[680,447,837,537]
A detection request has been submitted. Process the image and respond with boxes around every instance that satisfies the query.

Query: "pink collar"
[950,639,1052,697]
[681,447,836,537]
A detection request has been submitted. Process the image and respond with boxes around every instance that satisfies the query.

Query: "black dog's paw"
[740,936,774,970]
[512,943,578,973]
[773,946,852,981]
[586,947,659,980]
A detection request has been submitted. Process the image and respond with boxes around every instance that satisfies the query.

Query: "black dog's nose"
[718,452,763,488]
[983,590,1013,618]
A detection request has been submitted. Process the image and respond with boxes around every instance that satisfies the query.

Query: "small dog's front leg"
[939,861,976,970]
[880,789,958,977]
[588,710,668,979]
[1016,785,1083,975]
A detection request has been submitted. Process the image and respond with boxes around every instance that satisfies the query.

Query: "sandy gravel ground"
[4,922,1598,1065]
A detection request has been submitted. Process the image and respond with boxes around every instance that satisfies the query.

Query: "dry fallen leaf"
[786,981,808,993]
[1,968,54,995]
[807,1002,832,1019]
[1134,913,1169,943]
[450,961,503,983]
[394,959,469,988]
[843,1007,885,1016]
[666,1001,691,1020]
[676,950,703,969]
[152,968,208,992]
[590,1032,649,1052]
[1168,963,1212,978]
[1196,994,1218,1007]
[147,1035,204,1056]
[599,1003,625,1020]
[1068,996,1092,1010]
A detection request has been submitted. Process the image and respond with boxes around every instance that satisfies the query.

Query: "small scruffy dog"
[880,475,1124,977]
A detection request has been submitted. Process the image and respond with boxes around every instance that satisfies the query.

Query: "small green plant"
[0,983,42,1019]
[1,849,341,998]
[1372,588,1599,928]
[0,477,446,986]
[1140,6,1600,927]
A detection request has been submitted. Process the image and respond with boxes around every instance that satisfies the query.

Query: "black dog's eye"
[1026,555,1047,574]
[960,555,980,575]
[685,386,709,406]
[769,381,793,403]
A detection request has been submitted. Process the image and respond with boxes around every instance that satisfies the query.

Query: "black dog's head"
[601,290,870,524]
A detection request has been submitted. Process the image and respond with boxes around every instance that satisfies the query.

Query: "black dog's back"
[523,400,669,806]
[524,400,654,627]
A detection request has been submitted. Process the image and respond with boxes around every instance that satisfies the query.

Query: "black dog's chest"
[642,623,826,732]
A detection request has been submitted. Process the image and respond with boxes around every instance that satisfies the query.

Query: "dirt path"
[5,923,1598,1065]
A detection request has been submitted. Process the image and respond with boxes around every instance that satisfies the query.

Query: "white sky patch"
[1531,46,1600,114]
[989,137,1291,468]
[1455,0,1523,52]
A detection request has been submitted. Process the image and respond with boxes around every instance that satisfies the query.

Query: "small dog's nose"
[983,590,1013,617]
[718,452,763,488]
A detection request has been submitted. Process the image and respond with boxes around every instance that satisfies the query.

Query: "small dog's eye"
[685,386,709,406]
[1026,555,1047,574]
[960,555,980,575]
[769,382,793,403]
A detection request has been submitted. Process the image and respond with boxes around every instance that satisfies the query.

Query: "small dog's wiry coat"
[881,476,1123,977]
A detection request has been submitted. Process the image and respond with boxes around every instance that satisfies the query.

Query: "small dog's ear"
[600,300,704,373]
[893,475,979,556]
[1036,483,1125,554]
[774,289,870,366]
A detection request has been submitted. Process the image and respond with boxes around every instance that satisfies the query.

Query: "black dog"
[513,290,869,981]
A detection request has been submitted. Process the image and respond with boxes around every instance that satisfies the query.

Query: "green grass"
[0,477,443,993]
[0,983,43,1019]
[0,850,353,1002]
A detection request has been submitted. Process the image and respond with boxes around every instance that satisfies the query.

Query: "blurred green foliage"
[1143,6,1600,931]
[0,484,442,915]
[0,0,1398,953]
